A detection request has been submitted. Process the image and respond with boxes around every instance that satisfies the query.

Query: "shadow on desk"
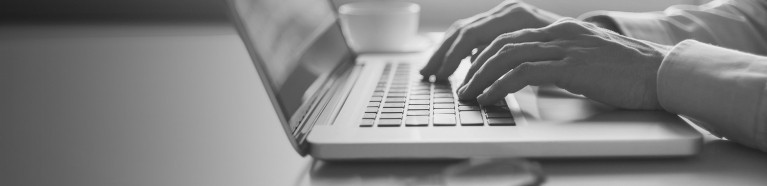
[306,138,767,186]
[310,158,545,186]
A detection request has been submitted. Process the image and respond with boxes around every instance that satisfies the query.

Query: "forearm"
[659,40,767,152]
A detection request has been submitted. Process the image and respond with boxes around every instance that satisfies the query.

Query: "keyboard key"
[411,90,430,95]
[408,105,430,110]
[378,119,402,127]
[407,110,429,115]
[383,103,405,108]
[484,106,510,113]
[368,102,380,107]
[458,100,479,106]
[380,113,403,119]
[486,112,512,118]
[391,81,409,84]
[487,118,515,126]
[375,87,385,91]
[433,98,454,103]
[434,93,453,98]
[389,89,408,93]
[433,109,455,114]
[381,108,404,113]
[360,119,374,127]
[370,97,382,102]
[434,89,452,93]
[372,92,384,97]
[459,111,484,126]
[458,106,480,111]
[365,107,378,113]
[410,95,430,100]
[405,116,429,126]
[385,98,406,103]
[363,113,376,119]
[433,114,456,126]
[411,86,430,90]
[409,100,429,105]
[433,104,454,109]
[387,93,407,97]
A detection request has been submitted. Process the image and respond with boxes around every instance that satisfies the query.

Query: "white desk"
[2,24,766,186]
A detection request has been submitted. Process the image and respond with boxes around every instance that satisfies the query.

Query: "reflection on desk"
[310,158,544,186]
[303,132,767,186]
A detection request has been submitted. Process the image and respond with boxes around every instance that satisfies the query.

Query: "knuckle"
[553,17,576,24]
[549,20,588,34]
[459,26,477,38]
[496,31,516,41]
[516,28,539,37]
[499,43,519,54]
[452,18,469,27]
[513,62,535,77]
[566,48,589,58]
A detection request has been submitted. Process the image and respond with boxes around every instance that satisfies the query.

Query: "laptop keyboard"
[361,63,515,127]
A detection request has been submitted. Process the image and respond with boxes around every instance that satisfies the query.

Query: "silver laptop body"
[227,0,702,160]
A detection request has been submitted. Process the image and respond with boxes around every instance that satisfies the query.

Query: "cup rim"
[339,1,420,15]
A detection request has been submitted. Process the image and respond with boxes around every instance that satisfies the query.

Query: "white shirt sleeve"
[580,0,767,152]
[580,0,767,55]
[660,40,767,152]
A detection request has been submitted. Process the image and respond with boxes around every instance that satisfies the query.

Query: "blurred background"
[0,0,710,26]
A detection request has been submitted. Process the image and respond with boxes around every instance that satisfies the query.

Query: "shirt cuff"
[579,11,676,45]
[658,40,767,151]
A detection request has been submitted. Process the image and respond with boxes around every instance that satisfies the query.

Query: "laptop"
[226,0,702,159]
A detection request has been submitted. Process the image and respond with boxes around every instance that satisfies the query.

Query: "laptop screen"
[229,0,353,124]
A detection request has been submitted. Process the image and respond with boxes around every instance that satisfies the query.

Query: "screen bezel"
[225,0,357,156]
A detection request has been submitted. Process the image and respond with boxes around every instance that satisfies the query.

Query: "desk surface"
[2,24,766,186]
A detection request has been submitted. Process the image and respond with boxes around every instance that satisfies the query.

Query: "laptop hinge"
[290,59,360,155]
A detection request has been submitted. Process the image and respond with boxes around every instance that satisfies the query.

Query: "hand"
[458,18,672,110]
[419,0,562,80]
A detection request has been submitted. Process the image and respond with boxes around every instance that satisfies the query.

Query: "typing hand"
[458,18,672,110]
[419,0,562,80]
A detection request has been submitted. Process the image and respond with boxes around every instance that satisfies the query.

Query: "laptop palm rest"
[516,85,681,124]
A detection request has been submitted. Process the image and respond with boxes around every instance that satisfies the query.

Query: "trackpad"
[515,85,675,123]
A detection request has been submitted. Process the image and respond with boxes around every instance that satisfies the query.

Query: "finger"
[433,3,527,80]
[545,18,593,37]
[430,1,530,80]
[421,17,490,77]
[476,60,566,105]
[420,29,461,77]
[461,28,552,86]
[470,44,488,62]
[458,42,565,100]
[433,24,485,80]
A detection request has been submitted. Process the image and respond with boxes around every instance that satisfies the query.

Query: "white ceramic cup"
[339,1,420,52]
